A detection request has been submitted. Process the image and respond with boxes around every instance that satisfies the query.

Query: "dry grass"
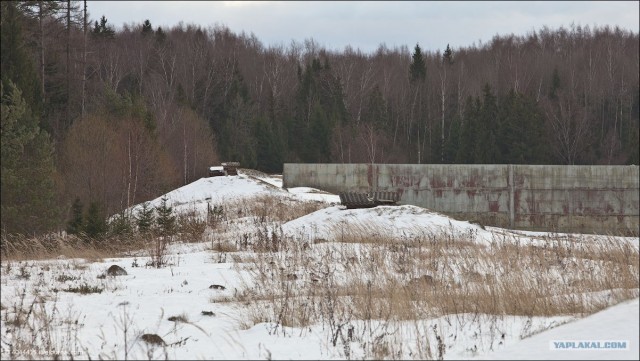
[219,223,638,359]
[176,210,208,243]
[0,233,151,263]
[167,313,189,323]
[208,240,239,253]
[1,287,85,360]
[230,194,327,224]
[230,223,639,339]
[62,283,104,294]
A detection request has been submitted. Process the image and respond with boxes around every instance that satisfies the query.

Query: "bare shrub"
[167,313,189,323]
[209,240,238,253]
[177,211,207,243]
[147,235,169,268]
[62,283,104,294]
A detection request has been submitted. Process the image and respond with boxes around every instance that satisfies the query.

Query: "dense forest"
[1,1,638,236]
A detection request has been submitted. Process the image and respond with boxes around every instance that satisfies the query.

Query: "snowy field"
[1,170,638,360]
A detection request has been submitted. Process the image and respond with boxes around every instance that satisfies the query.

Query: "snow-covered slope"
[282,204,488,243]
[282,204,639,250]
[478,297,639,360]
[128,172,339,216]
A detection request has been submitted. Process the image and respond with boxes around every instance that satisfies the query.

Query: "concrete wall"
[283,163,639,235]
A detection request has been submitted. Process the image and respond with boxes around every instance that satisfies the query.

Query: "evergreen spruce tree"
[363,85,388,130]
[1,81,59,235]
[136,202,155,234]
[306,102,331,162]
[141,19,153,36]
[443,44,454,65]
[84,201,106,239]
[66,198,84,235]
[409,44,427,83]
[455,96,479,164]
[289,57,346,163]
[496,89,552,164]
[91,15,115,39]
[444,115,461,163]
[474,84,500,163]
[1,2,41,112]
[255,115,284,173]
[155,26,166,43]
[109,211,133,238]
[155,196,175,238]
[213,64,258,168]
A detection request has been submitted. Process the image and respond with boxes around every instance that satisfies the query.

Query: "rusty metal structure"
[283,163,640,235]
[222,162,240,176]
[339,191,400,209]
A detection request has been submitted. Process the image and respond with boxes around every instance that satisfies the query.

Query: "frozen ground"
[1,170,638,360]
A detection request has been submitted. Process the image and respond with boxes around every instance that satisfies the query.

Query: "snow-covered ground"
[478,297,639,360]
[1,170,638,360]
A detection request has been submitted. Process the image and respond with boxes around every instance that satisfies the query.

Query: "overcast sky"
[87,1,639,54]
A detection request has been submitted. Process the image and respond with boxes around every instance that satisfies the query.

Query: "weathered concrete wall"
[283,163,639,235]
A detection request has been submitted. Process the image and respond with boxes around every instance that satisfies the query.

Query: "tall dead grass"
[1,194,326,263]
[228,220,639,358]
[1,287,86,360]
[0,233,151,262]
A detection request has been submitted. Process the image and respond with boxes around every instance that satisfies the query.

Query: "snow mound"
[128,172,339,217]
[281,205,489,243]
[130,175,284,215]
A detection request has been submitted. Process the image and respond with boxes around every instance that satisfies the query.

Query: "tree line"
[1,1,638,236]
